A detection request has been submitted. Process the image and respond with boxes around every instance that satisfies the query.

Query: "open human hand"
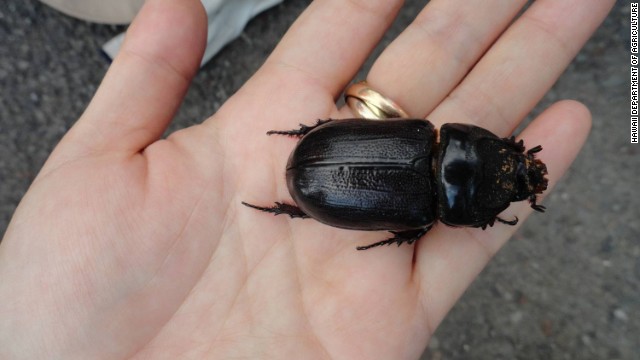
[0,0,614,358]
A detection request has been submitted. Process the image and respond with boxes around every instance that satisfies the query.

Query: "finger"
[212,0,404,129]
[427,0,614,134]
[414,100,591,332]
[58,0,207,156]
[363,0,528,118]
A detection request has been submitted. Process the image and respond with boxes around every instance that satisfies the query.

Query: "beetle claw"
[532,204,546,213]
[496,216,519,226]
[529,196,546,213]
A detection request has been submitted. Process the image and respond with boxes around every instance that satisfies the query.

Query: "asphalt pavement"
[0,1,636,359]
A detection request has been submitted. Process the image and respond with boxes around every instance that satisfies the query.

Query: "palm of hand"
[0,0,612,358]
[7,104,430,359]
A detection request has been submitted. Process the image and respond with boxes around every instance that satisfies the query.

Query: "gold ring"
[344,81,409,119]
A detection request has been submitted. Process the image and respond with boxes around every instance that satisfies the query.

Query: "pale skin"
[0,0,614,358]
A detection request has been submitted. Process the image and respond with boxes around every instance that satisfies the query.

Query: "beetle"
[242,119,548,250]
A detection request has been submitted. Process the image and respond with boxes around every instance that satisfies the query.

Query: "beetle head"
[514,146,548,210]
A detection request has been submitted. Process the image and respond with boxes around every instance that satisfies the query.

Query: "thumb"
[52,0,207,164]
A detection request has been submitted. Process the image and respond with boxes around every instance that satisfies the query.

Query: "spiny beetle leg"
[356,226,431,251]
[266,119,333,137]
[241,201,310,219]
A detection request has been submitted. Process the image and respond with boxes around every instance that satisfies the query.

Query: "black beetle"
[243,119,548,250]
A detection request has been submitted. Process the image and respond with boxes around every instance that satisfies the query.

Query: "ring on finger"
[344,81,409,119]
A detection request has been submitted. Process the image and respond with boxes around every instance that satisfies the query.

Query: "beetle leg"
[496,216,519,226]
[356,226,431,251]
[526,145,543,155]
[529,195,546,213]
[241,201,310,219]
[266,119,333,137]
[479,215,517,230]
[481,218,496,230]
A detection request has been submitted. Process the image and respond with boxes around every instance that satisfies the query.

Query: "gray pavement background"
[0,1,636,359]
